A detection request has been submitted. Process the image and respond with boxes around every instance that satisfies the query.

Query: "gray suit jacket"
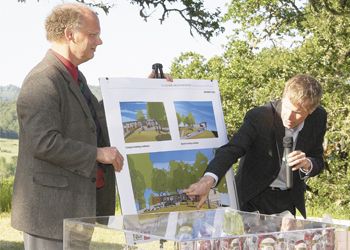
[11,50,113,240]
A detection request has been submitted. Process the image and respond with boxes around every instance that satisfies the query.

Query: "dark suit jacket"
[11,50,115,240]
[96,101,116,217]
[206,100,327,217]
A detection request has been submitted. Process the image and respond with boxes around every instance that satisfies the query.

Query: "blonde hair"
[283,74,322,112]
[45,3,93,42]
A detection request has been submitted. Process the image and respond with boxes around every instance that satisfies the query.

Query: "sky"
[174,101,217,131]
[1,0,230,87]
[120,101,149,122]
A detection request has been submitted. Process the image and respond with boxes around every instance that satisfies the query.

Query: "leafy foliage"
[0,86,20,138]
[18,0,224,41]
[0,101,18,139]
[170,0,350,218]
[0,85,101,139]
[0,177,14,213]
[0,157,17,179]
[147,102,169,130]
[0,85,20,102]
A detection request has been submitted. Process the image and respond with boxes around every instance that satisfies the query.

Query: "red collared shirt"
[51,49,79,83]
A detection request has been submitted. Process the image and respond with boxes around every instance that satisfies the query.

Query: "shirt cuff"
[204,172,219,187]
[300,158,313,175]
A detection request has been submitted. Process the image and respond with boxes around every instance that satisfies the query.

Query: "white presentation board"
[100,78,238,215]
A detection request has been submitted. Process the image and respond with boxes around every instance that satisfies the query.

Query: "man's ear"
[64,27,74,41]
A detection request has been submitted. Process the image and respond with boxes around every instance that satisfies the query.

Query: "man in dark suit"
[185,74,327,218]
[11,3,124,249]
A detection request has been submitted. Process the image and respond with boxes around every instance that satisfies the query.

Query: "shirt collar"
[51,49,79,82]
[289,121,304,134]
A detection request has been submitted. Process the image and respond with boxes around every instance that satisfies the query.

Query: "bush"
[0,156,17,179]
[171,46,350,219]
[0,176,14,213]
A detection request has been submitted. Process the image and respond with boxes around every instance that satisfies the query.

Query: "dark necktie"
[79,79,105,189]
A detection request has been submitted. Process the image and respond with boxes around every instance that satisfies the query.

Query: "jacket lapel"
[272,100,285,164]
[295,120,308,151]
[46,51,96,131]
[67,74,92,120]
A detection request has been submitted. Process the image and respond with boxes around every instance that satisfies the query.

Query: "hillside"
[0,85,102,139]
[0,84,101,102]
[0,85,20,102]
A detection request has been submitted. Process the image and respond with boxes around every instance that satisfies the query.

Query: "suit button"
[91,177,96,183]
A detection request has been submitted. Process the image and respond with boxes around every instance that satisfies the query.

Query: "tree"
[136,110,146,129]
[186,112,196,128]
[0,156,17,179]
[168,160,195,192]
[170,0,350,217]
[0,101,18,138]
[176,112,182,125]
[128,157,147,209]
[18,0,224,41]
[147,102,169,132]
[151,168,168,195]
[127,153,153,187]
[224,0,350,78]
[192,151,208,181]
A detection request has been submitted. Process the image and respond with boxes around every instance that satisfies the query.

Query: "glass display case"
[63,208,348,249]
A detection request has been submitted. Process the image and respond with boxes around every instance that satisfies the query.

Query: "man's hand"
[287,150,311,172]
[96,147,124,172]
[183,175,215,209]
[148,70,173,82]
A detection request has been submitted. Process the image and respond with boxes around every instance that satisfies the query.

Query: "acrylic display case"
[63,208,349,249]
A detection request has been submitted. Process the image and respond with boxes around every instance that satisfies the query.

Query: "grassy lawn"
[179,127,194,137]
[1,211,348,249]
[0,213,23,250]
[0,212,128,249]
[125,130,171,143]
[179,128,217,139]
[0,205,217,249]
[0,138,18,162]
[191,130,217,139]
[0,212,163,249]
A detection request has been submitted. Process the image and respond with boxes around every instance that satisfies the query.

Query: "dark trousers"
[241,187,296,216]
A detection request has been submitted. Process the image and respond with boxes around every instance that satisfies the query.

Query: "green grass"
[0,213,23,250]
[0,177,14,213]
[125,130,171,143]
[1,209,349,250]
[0,208,123,249]
[0,212,127,249]
[179,127,195,137]
[0,138,18,162]
[190,130,217,139]
[306,204,350,220]
[0,212,161,250]
[179,128,217,139]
